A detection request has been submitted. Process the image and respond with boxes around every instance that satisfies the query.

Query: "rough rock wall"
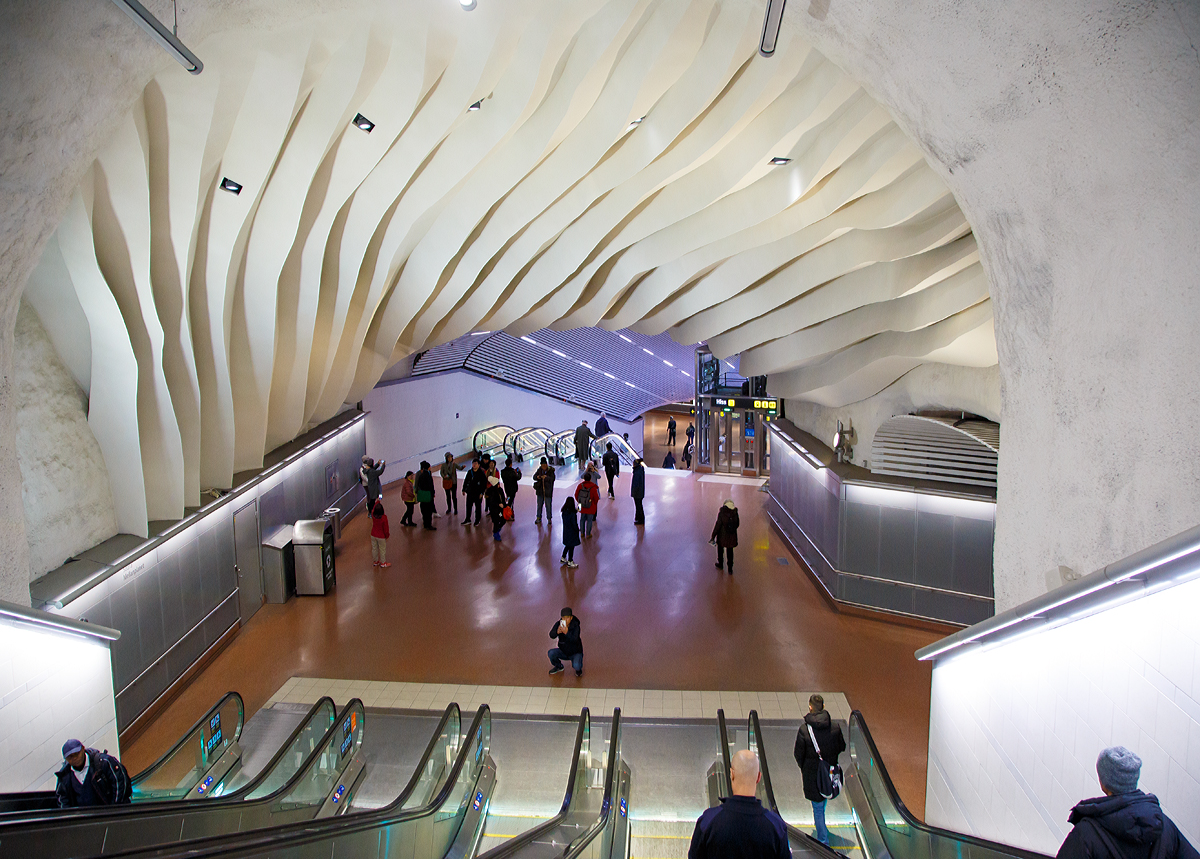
[787,1,1200,611]
[786,362,1000,468]
[14,302,118,581]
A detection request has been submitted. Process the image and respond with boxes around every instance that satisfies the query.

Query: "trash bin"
[322,507,342,541]
[261,525,295,604]
[294,519,335,595]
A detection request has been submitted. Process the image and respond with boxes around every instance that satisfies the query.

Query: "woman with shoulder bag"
[793,693,846,846]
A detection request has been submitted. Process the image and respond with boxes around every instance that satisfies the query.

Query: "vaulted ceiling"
[23,0,994,520]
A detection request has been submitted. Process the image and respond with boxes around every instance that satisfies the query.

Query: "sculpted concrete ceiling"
[23,0,994,528]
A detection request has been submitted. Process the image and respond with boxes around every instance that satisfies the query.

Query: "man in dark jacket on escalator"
[1057,746,1197,859]
[55,739,131,807]
[794,694,846,846]
[688,750,789,859]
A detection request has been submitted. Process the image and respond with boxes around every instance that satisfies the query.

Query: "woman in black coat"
[560,497,581,568]
[711,500,739,573]
[485,476,507,542]
[793,694,847,845]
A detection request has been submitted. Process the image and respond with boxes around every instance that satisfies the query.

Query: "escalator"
[478,708,629,859]
[0,697,365,857]
[589,434,640,468]
[0,692,247,817]
[505,428,553,464]
[82,704,495,859]
[475,426,515,461]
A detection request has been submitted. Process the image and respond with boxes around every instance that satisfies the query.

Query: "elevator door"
[233,501,264,624]
[713,412,743,473]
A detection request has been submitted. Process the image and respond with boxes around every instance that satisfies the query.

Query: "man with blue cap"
[54,738,131,807]
[1057,746,1196,858]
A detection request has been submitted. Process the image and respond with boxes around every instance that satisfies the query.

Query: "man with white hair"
[688,749,790,859]
[1057,746,1196,859]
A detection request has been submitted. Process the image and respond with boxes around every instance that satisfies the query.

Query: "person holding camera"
[548,607,583,676]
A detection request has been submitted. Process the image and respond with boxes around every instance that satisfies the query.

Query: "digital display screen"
[210,713,221,733]
[340,733,353,756]
[206,729,222,755]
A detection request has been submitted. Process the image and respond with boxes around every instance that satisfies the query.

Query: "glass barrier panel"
[241,699,337,800]
[273,702,365,812]
[402,707,462,810]
[132,694,244,799]
[422,709,491,859]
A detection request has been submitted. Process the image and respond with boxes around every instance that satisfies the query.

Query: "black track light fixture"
[769,156,792,166]
[219,177,243,195]
[352,113,375,133]
[468,100,482,112]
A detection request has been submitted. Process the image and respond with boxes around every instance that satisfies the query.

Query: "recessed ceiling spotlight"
[219,177,242,195]
[624,117,645,133]
[352,113,375,133]
[459,0,477,9]
[769,156,792,165]
[467,100,482,112]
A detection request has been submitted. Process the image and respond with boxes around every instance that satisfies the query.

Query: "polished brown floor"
[124,462,940,816]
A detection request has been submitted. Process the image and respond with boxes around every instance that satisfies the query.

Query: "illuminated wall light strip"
[520,336,537,345]
[618,334,632,343]
[551,349,568,358]
[579,362,593,369]
[603,372,616,380]
[625,381,636,388]
[663,360,673,367]
[643,348,654,355]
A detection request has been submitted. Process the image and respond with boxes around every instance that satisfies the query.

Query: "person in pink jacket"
[370,501,391,568]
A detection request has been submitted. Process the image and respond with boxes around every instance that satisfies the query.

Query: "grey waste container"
[322,507,342,541]
[294,519,335,595]
[261,525,295,604]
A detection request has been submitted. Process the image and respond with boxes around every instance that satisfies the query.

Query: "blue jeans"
[580,513,594,537]
[548,648,583,673]
[536,493,552,521]
[812,799,828,844]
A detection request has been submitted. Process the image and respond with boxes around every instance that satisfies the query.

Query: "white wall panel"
[926,576,1200,852]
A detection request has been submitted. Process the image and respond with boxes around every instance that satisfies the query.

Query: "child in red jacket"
[370,501,391,568]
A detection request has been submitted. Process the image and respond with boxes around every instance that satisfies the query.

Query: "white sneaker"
[566,561,579,568]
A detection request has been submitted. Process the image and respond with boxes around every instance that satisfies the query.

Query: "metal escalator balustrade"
[506,428,552,463]
[0,699,362,858]
[102,704,493,859]
[846,711,1051,859]
[589,434,640,468]
[475,426,516,460]
[0,691,246,818]
[0,697,337,853]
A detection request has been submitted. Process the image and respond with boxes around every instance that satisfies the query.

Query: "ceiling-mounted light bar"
[759,0,787,58]
[108,0,203,74]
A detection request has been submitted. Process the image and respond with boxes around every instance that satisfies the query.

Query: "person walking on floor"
[370,501,392,568]
[416,461,437,530]
[360,456,386,511]
[686,421,695,446]
[560,497,580,568]
[667,416,677,446]
[501,457,521,505]
[688,749,789,859]
[399,472,416,526]
[663,450,676,469]
[548,607,583,676]
[573,420,593,470]
[486,475,508,542]
[575,470,600,538]
[595,412,611,439]
[55,739,131,808]
[440,452,459,517]
[631,458,646,525]
[712,499,739,573]
[602,443,620,498]
[534,457,556,524]
[462,459,485,525]
[1057,747,1198,859]
[793,694,847,846]
[682,440,693,470]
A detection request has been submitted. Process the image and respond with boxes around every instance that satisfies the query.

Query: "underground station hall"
[0,1,1197,857]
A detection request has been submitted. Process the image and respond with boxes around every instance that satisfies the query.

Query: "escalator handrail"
[475,707,593,859]
[562,708,623,859]
[474,425,515,453]
[131,691,245,787]
[113,704,487,859]
[716,709,734,798]
[849,710,1052,859]
[0,697,339,829]
[747,710,840,859]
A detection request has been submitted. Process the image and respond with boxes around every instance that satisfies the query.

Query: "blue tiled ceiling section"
[413,328,697,421]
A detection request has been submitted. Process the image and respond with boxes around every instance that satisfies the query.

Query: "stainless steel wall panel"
[840,575,915,615]
[913,588,993,626]
[878,506,917,583]
[915,512,956,590]
[108,583,142,688]
[166,624,206,681]
[953,516,995,597]
[134,570,166,669]
[198,526,223,614]
[177,534,202,627]
[156,551,186,645]
[204,595,238,648]
[842,502,880,576]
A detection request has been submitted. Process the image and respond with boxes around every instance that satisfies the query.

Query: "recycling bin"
[261,525,295,604]
[294,518,335,595]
